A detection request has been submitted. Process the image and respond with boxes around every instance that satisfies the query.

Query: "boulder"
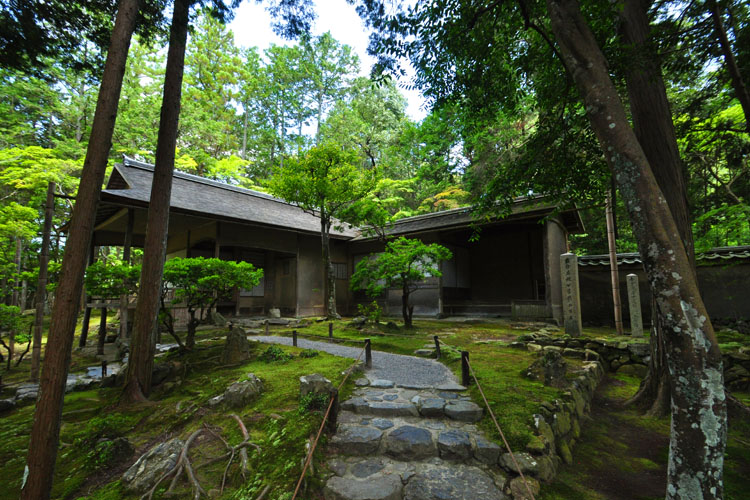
[403,465,508,500]
[330,425,383,455]
[269,308,281,318]
[385,425,435,460]
[507,476,540,500]
[0,398,16,413]
[523,351,568,388]
[444,400,483,422]
[437,430,472,460]
[210,311,227,327]
[474,435,502,464]
[15,383,39,402]
[349,316,367,329]
[151,362,171,387]
[221,326,251,364]
[324,474,402,500]
[300,373,334,398]
[224,374,263,408]
[499,452,538,475]
[122,438,184,494]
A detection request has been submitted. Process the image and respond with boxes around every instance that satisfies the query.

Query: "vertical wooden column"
[605,193,624,335]
[30,182,55,381]
[78,244,96,348]
[120,209,134,340]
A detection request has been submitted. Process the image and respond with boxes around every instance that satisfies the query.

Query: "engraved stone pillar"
[560,253,582,337]
[626,273,643,337]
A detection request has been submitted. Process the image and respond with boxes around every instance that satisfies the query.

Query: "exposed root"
[142,429,205,500]
[255,484,271,500]
[202,418,261,494]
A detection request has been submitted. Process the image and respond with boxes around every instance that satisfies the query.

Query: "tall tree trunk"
[605,191,623,335]
[401,285,412,328]
[546,1,727,498]
[619,0,695,417]
[21,1,141,497]
[122,0,190,404]
[7,237,22,369]
[707,0,750,131]
[31,182,55,382]
[321,216,338,318]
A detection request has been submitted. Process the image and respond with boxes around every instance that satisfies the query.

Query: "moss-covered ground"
[1,315,748,499]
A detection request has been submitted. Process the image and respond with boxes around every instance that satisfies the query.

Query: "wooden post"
[605,192,624,335]
[31,182,55,382]
[434,335,441,360]
[79,245,96,348]
[101,360,107,377]
[365,338,372,369]
[328,322,333,341]
[120,209,134,340]
[293,330,298,347]
[97,306,107,355]
[461,351,470,387]
[326,388,339,434]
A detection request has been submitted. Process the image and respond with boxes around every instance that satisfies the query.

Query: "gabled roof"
[100,157,358,238]
[577,246,750,266]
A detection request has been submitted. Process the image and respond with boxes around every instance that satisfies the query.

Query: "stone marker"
[626,273,643,337]
[560,253,582,337]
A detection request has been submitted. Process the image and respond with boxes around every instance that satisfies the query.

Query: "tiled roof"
[99,157,358,238]
[577,246,750,266]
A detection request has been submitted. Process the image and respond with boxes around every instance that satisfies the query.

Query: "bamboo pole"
[605,192,624,335]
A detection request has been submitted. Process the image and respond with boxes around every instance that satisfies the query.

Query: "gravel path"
[250,335,463,390]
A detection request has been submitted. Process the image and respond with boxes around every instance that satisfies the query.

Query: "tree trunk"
[21,1,140,497]
[546,1,727,498]
[321,215,338,318]
[31,182,55,382]
[707,0,750,131]
[619,0,695,417]
[605,191,623,335]
[122,0,190,404]
[7,236,22,370]
[401,284,412,328]
[186,314,197,349]
[97,307,107,355]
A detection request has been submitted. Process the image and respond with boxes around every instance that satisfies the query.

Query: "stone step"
[329,418,502,465]
[340,386,483,423]
[324,456,509,500]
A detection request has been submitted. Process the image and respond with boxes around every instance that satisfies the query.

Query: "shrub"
[299,392,330,413]
[260,345,292,363]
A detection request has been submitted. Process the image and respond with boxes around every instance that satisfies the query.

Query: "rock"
[474,435,502,464]
[100,374,117,388]
[552,412,571,436]
[367,401,419,417]
[330,425,383,455]
[269,308,281,318]
[223,374,263,408]
[151,362,171,386]
[418,398,446,417]
[499,452,538,475]
[627,342,650,358]
[725,364,750,383]
[300,373,334,398]
[562,348,585,358]
[403,465,508,500]
[370,379,395,388]
[206,395,224,407]
[413,349,434,357]
[341,397,369,413]
[370,418,394,430]
[584,349,600,361]
[0,398,16,413]
[100,436,135,464]
[525,435,547,456]
[221,326,251,364]
[536,455,557,482]
[617,363,648,378]
[438,430,472,460]
[385,425,435,460]
[354,378,369,387]
[210,311,227,327]
[507,476,540,500]
[267,317,290,325]
[324,474,402,500]
[122,438,184,494]
[328,459,348,477]
[523,351,568,388]
[350,459,386,478]
[444,400,483,422]
[385,321,398,330]
[557,439,573,465]
[349,317,367,329]
[526,343,542,353]
[15,383,39,401]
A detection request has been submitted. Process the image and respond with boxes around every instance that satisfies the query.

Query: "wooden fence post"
[434,335,441,359]
[293,330,298,347]
[461,351,471,387]
[328,322,333,341]
[365,338,372,369]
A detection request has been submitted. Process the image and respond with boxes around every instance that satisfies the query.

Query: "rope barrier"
[290,343,367,500]
[435,338,537,500]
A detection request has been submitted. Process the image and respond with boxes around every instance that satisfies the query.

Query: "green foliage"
[84,261,141,299]
[260,345,293,363]
[351,237,452,298]
[298,392,330,413]
[163,257,263,314]
[298,349,319,358]
[357,300,382,324]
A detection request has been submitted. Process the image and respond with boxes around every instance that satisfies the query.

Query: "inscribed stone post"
[626,274,643,337]
[560,253,582,337]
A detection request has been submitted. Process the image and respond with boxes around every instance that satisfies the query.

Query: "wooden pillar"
[30,182,55,382]
[544,218,567,325]
[78,244,96,348]
[605,193,624,335]
[120,209,134,340]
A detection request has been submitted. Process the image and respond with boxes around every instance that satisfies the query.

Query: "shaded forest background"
[0,6,748,311]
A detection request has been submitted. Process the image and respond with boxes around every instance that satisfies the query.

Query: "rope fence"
[291,343,367,500]
[434,337,537,500]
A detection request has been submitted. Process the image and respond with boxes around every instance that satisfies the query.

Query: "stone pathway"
[249,335,511,500]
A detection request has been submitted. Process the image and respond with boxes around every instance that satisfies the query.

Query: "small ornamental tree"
[162,257,263,349]
[350,237,452,328]
[268,143,378,318]
[84,262,141,354]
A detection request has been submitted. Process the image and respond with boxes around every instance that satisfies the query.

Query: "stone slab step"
[324,457,509,500]
[341,387,483,422]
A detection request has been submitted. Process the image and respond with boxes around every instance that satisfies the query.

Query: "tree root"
[142,429,205,500]
[202,418,261,495]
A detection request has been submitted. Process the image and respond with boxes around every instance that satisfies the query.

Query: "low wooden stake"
[328,322,333,341]
[101,360,107,377]
[461,351,471,387]
[293,330,298,347]
[365,338,372,369]
[434,336,441,359]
